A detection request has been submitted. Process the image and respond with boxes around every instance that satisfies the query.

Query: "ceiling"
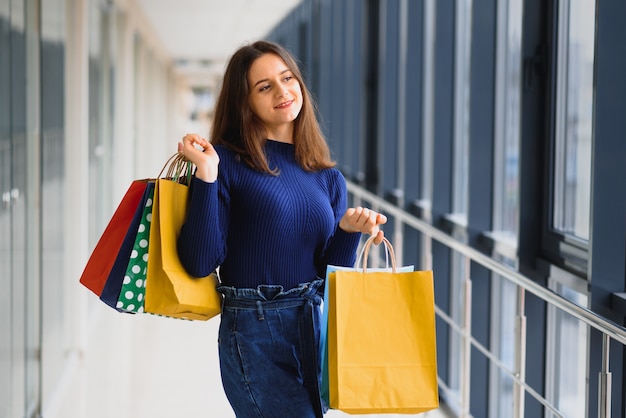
[134,0,303,88]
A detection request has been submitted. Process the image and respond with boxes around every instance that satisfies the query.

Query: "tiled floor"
[90,308,453,418]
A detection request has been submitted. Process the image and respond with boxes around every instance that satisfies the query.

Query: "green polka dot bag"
[116,182,155,313]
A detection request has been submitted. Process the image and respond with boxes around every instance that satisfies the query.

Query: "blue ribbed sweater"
[177,139,361,289]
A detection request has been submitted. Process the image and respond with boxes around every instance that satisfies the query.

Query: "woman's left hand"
[339,207,387,244]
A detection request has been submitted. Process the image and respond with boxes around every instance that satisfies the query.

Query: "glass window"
[452,0,472,216]
[447,0,472,408]
[41,0,66,403]
[0,3,13,416]
[88,0,114,244]
[545,280,589,418]
[552,0,595,241]
[448,249,469,413]
[489,7,523,416]
[421,0,435,206]
[88,0,105,246]
[25,0,43,413]
[493,0,523,235]
[1,0,44,415]
[489,272,518,418]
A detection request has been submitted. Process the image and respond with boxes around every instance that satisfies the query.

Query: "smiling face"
[247,53,303,143]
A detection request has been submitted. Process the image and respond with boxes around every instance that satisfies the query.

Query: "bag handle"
[355,236,390,269]
[360,236,396,273]
[158,153,193,185]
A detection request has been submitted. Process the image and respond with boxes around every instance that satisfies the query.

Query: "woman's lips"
[275,100,294,109]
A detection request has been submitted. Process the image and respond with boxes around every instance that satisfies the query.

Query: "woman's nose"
[276,86,289,98]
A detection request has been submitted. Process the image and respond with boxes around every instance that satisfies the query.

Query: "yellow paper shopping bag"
[327,236,439,414]
[144,160,222,321]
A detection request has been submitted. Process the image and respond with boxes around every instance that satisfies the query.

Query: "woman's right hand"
[339,206,387,244]
[178,133,219,183]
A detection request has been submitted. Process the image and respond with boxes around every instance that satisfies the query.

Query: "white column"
[112,10,136,199]
[60,0,89,416]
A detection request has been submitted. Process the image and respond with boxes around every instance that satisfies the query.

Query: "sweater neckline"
[266,139,295,156]
[266,138,294,146]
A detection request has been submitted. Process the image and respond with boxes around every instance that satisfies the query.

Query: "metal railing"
[346,181,626,418]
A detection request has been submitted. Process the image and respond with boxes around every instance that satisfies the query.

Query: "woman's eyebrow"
[252,68,291,88]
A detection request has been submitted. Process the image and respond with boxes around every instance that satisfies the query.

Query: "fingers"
[372,229,385,245]
[181,133,209,151]
[179,134,206,156]
[178,134,216,158]
[350,207,386,230]
[177,133,219,183]
[339,207,387,241]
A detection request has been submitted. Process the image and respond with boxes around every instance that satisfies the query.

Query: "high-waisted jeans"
[217,279,325,418]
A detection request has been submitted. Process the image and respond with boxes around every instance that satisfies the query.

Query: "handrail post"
[598,334,611,418]
[513,288,527,418]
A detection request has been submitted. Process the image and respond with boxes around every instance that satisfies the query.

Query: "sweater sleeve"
[318,169,361,271]
[177,175,228,277]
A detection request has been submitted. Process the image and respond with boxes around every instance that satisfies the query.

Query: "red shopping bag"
[79,180,149,296]
[100,181,155,310]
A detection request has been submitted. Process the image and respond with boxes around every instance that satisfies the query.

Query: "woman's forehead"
[249,54,290,80]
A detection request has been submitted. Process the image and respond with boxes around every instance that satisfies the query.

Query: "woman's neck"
[265,124,294,144]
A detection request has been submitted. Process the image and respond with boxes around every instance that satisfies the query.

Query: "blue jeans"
[217,280,325,418]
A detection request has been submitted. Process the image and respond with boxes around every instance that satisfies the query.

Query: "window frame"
[541,0,597,278]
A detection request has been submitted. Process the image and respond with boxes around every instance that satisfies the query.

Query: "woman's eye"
[259,84,270,92]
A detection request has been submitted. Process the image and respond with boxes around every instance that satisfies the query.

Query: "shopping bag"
[143,165,221,321]
[116,182,156,313]
[326,236,439,414]
[99,181,154,310]
[320,247,414,408]
[79,180,149,296]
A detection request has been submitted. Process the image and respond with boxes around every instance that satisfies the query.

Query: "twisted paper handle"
[158,153,193,185]
[360,236,396,273]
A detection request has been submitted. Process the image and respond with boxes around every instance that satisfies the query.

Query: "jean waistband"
[217,278,324,302]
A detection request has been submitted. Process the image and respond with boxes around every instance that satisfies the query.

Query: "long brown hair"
[210,41,335,173]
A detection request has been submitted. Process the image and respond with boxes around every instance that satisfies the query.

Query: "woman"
[177,40,386,418]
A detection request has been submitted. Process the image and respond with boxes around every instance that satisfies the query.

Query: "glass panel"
[448,249,468,409]
[0,2,12,416]
[41,0,66,404]
[88,0,102,248]
[452,0,471,214]
[549,283,589,418]
[493,0,522,234]
[25,0,42,413]
[421,0,435,205]
[489,257,518,418]
[553,0,595,240]
[488,10,522,414]
[9,0,29,414]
